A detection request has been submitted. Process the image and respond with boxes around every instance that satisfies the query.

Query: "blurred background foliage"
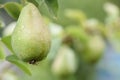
[0,0,120,26]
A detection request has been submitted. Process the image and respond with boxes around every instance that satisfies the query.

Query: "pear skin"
[11,3,51,63]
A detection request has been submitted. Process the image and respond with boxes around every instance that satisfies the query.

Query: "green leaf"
[35,0,58,20]
[6,55,32,76]
[0,48,5,60]
[47,38,62,61]
[0,40,5,60]
[0,18,5,28]
[4,2,23,20]
[1,36,14,53]
[45,0,58,19]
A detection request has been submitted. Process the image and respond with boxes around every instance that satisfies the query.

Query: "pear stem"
[21,0,28,6]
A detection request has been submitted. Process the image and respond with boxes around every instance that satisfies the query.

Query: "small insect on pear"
[29,59,40,65]
[29,59,37,64]
[11,3,51,63]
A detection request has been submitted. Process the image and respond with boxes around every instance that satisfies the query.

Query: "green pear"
[51,45,77,77]
[84,35,105,63]
[11,3,51,63]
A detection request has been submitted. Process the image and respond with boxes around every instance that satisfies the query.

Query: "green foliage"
[1,36,14,53]
[21,60,56,80]
[35,0,59,20]
[4,2,23,19]
[0,40,5,60]
[6,55,31,75]
[47,38,62,61]
[45,0,59,18]
[0,18,5,29]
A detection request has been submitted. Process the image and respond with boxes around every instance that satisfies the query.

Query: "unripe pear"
[84,35,105,63]
[11,3,51,63]
[51,45,77,77]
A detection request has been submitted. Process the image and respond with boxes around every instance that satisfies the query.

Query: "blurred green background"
[0,0,120,25]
